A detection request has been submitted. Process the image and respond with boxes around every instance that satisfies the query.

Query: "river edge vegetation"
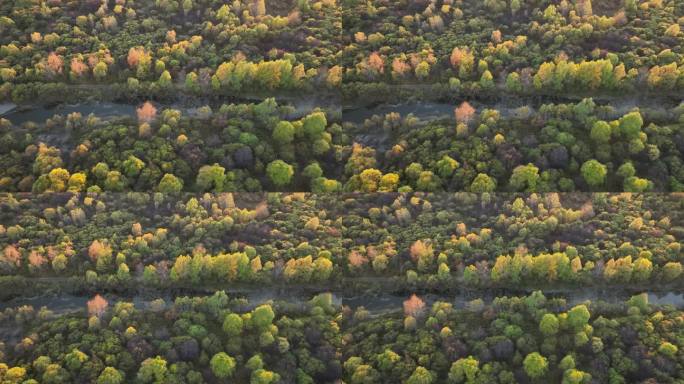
[0,291,682,383]
[1,98,683,192]
[0,193,682,297]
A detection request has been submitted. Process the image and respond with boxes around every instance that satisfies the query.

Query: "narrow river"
[342,97,682,124]
[1,289,682,317]
[1,97,339,126]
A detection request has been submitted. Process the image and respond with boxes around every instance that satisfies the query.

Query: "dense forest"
[1,0,683,383]
[1,98,683,192]
[0,193,681,294]
[0,291,682,383]
[342,0,684,99]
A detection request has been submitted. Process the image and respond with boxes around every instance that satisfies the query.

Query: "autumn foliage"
[403,294,425,318]
[137,102,157,123]
[70,58,88,77]
[348,250,368,268]
[409,240,433,262]
[368,52,385,74]
[88,240,111,262]
[87,294,108,317]
[127,47,147,68]
[47,52,64,75]
[454,102,476,124]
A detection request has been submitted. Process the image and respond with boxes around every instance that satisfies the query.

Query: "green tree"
[157,173,183,193]
[448,356,479,383]
[407,366,433,384]
[104,171,126,191]
[123,156,145,178]
[539,313,559,336]
[97,367,124,384]
[210,352,236,379]
[523,352,548,379]
[590,121,611,143]
[266,160,294,187]
[185,72,199,92]
[93,62,108,80]
[377,350,400,372]
[196,164,226,192]
[509,164,540,191]
[137,356,168,383]
[252,304,275,330]
[272,121,295,144]
[567,305,590,330]
[251,369,280,384]
[223,313,243,337]
[617,162,636,178]
[65,349,88,371]
[479,70,494,90]
[302,112,327,140]
[559,355,576,371]
[158,70,172,88]
[619,111,643,139]
[581,160,607,187]
[43,364,69,383]
[469,173,496,192]
[303,162,323,180]
[436,155,459,179]
[506,72,523,92]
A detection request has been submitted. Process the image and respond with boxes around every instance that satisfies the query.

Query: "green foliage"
[509,164,540,191]
[448,356,479,383]
[96,367,124,384]
[266,160,294,187]
[523,352,548,379]
[252,304,275,330]
[196,164,226,192]
[137,356,168,383]
[590,121,611,143]
[619,111,643,139]
[580,160,607,187]
[539,313,559,336]
[157,173,183,193]
[223,313,243,336]
[210,352,236,379]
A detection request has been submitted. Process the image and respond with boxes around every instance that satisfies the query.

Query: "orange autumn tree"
[403,294,426,318]
[127,47,152,78]
[127,47,146,68]
[28,250,47,270]
[88,240,111,263]
[367,52,385,76]
[87,294,108,317]
[348,250,368,270]
[450,47,475,78]
[137,102,157,123]
[2,245,21,270]
[70,57,88,78]
[455,101,476,124]
[391,58,411,80]
[47,52,64,75]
